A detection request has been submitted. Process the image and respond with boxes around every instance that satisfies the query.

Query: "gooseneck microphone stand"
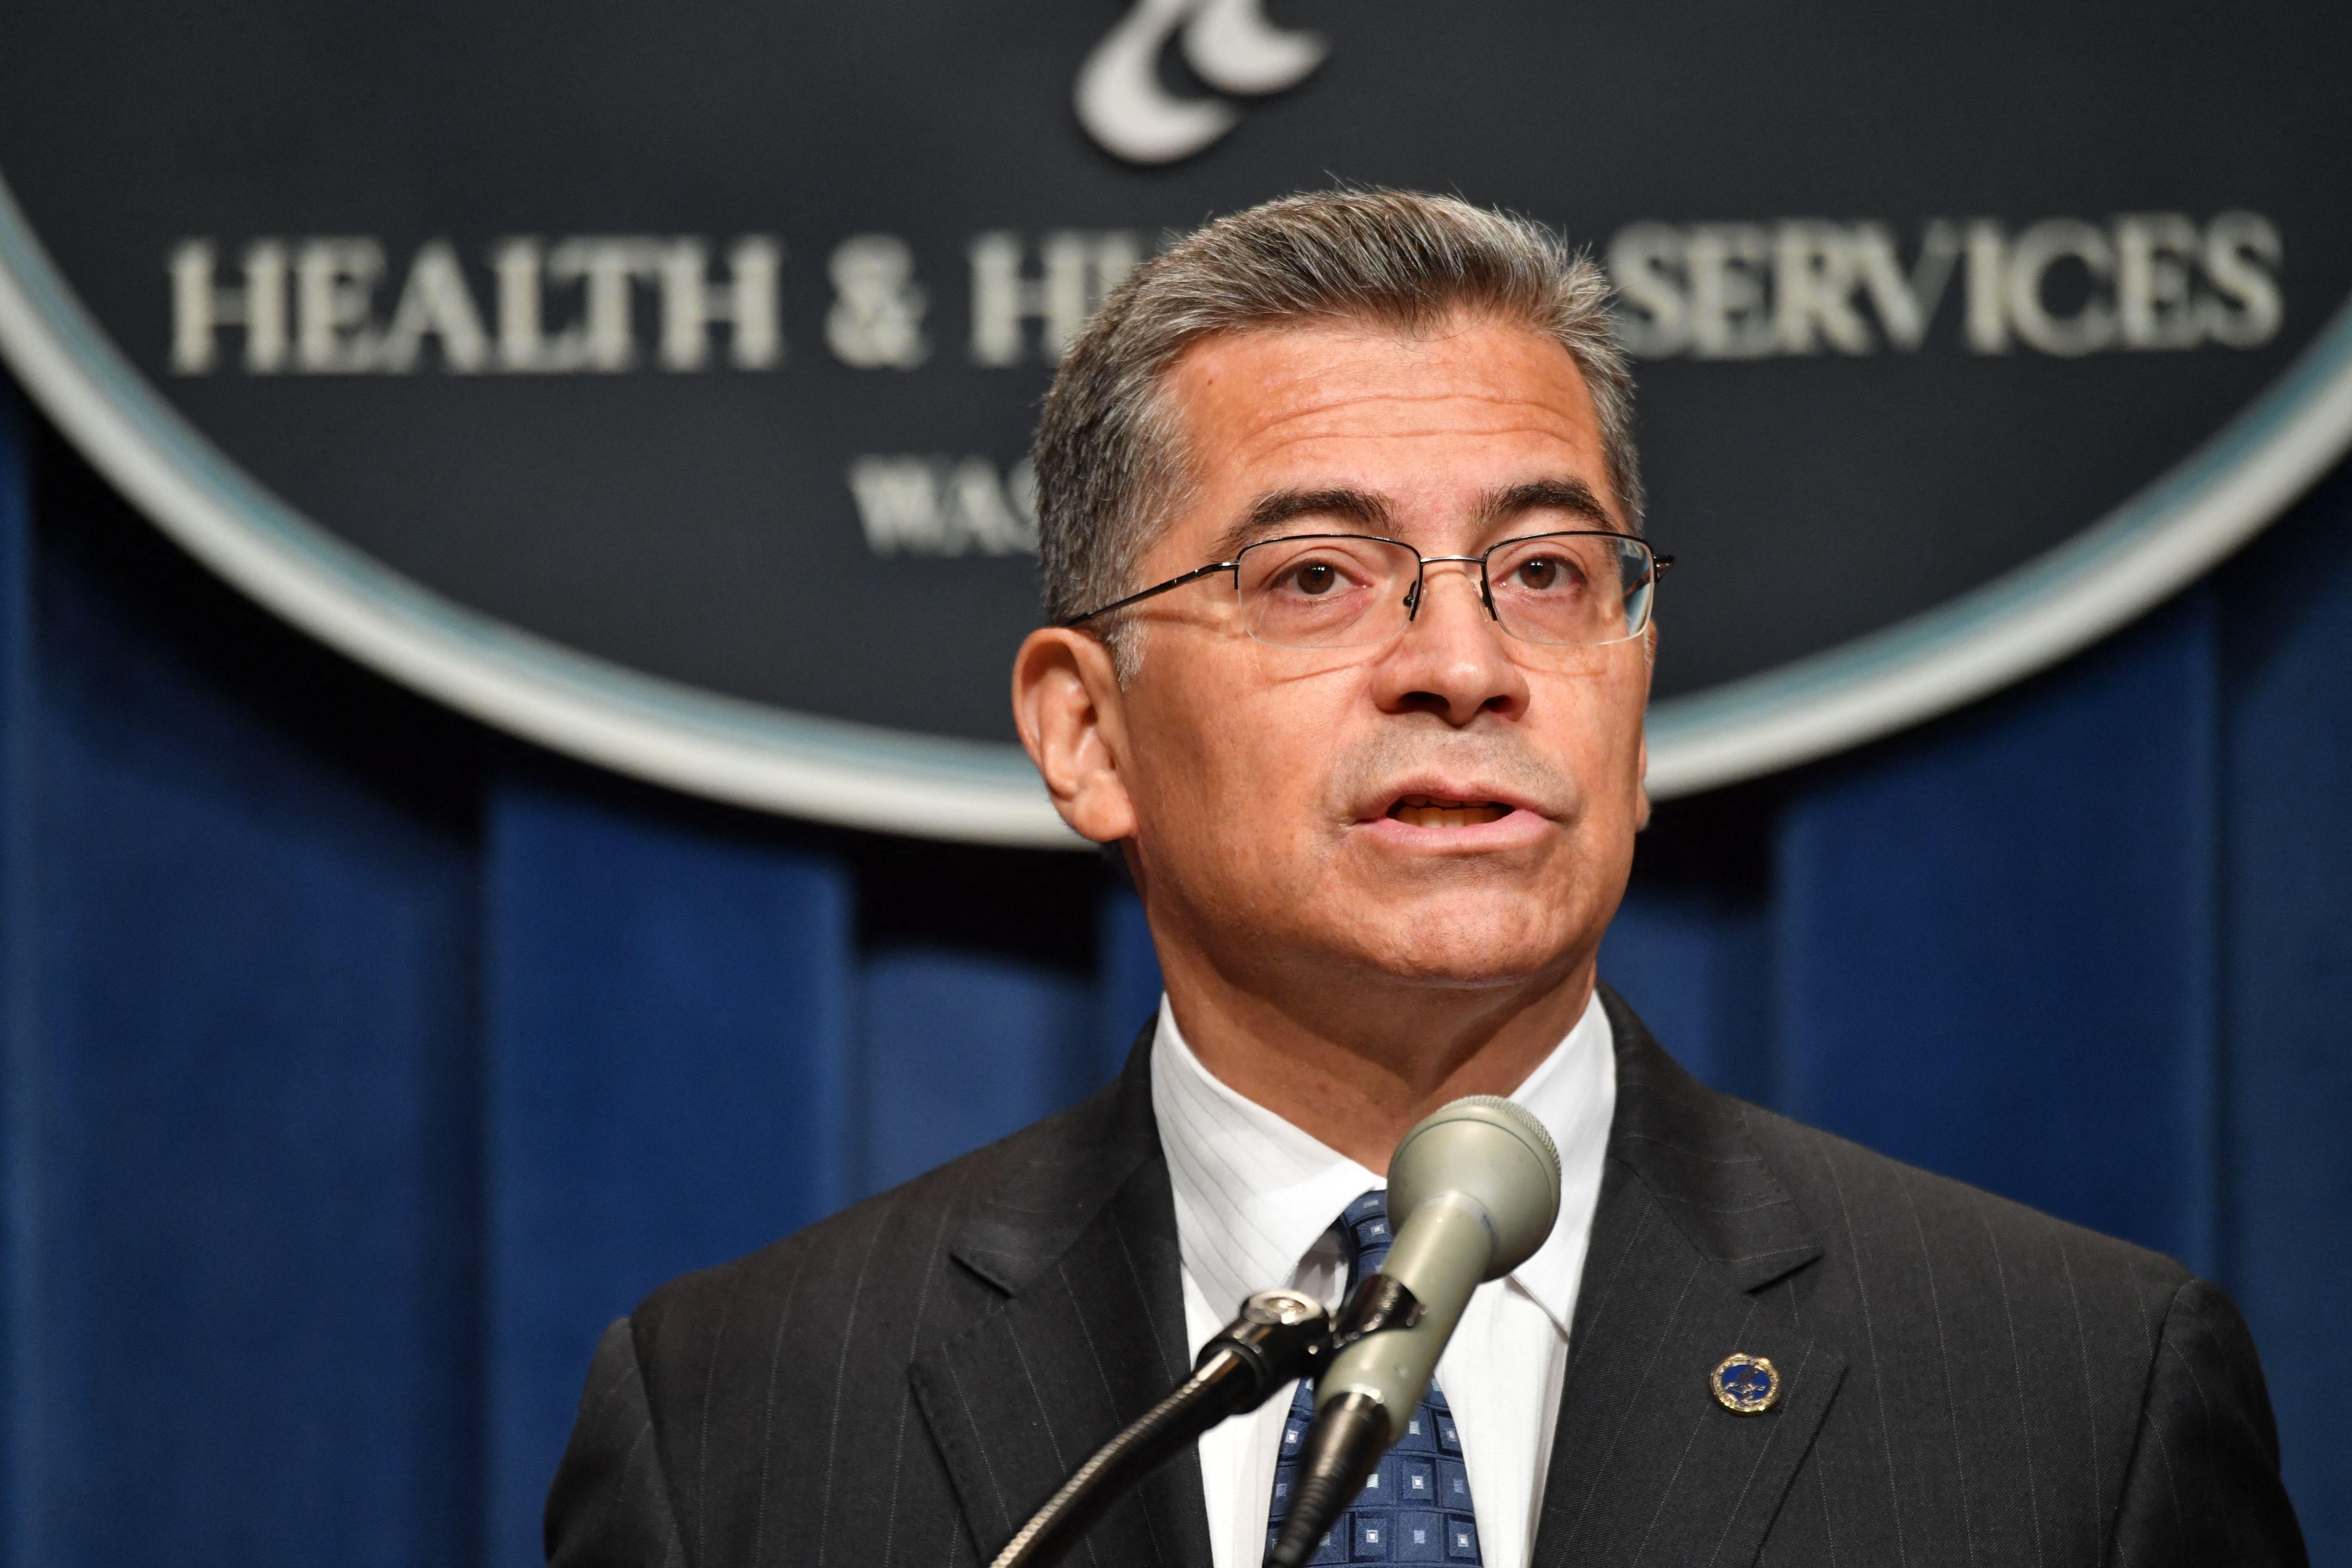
[988,1273,1434,1568]
[986,1289,1335,1568]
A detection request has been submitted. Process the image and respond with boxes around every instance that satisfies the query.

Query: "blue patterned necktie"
[1266,1189,1481,1564]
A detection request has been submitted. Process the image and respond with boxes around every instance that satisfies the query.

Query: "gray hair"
[1032,188,1642,667]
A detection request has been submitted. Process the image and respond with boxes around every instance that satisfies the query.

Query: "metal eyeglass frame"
[1058,531,1675,647]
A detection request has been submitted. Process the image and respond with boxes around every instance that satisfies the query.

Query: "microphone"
[1266,1096,1561,1568]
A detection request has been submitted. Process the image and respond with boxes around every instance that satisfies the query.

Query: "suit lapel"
[910,1030,1215,1568]
[1530,988,1847,1568]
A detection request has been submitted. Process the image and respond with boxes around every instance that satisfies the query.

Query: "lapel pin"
[1710,1353,1780,1414]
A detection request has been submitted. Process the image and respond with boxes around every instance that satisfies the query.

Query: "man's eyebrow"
[1478,477,1619,532]
[1211,487,1395,558]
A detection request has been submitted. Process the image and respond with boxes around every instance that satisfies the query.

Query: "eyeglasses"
[1060,532,1673,650]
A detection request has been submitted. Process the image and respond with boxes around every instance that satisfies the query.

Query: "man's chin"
[1315,896,1582,991]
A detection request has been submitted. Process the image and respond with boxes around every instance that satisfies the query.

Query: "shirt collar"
[1152,989,1615,1339]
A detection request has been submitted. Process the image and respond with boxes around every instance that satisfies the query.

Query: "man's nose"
[1370,562,1531,725]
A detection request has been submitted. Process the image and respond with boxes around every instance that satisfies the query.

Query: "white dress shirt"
[1152,992,1616,1568]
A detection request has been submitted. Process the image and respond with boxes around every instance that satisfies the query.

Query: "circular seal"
[1711,1353,1781,1414]
[4,3,2352,839]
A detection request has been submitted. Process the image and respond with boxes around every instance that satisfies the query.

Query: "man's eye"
[1290,562,1339,595]
[1512,556,1565,590]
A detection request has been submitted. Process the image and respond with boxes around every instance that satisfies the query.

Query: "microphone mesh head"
[1444,1093,1560,1167]
[1386,1095,1564,1277]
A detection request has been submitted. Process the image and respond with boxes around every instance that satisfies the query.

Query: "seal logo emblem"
[1074,0,1329,164]
[1711,1353,1781,1414]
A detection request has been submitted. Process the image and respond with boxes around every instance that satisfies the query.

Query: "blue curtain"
[1,376,2345,1565]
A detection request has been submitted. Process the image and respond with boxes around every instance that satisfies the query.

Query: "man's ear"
[1012,627,1140,844]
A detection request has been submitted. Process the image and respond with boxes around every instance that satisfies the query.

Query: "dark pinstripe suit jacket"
[546,986,2305,1568]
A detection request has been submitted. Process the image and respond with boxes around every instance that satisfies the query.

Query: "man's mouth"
[1386,794,1513,828]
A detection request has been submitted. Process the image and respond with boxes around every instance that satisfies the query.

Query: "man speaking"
[545,191,2304,1567]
